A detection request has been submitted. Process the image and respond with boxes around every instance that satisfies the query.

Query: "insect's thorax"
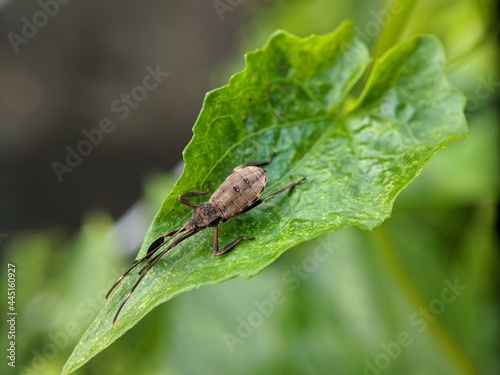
[188,202,220,229]
[209,165,267,220]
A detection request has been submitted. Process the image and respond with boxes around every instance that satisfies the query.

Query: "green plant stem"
[446,32,496,72]
[362,0,419,84]
[371,226,479,375]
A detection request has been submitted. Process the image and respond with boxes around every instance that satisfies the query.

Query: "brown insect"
[105,155,305,325]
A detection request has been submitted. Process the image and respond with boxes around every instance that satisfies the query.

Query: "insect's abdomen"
[209,166,267,220]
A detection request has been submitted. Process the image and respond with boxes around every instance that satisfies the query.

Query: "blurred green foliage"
[1,0,498,374]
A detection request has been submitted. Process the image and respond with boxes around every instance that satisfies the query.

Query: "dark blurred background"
[0,0,249,230]
[0,0,498,374]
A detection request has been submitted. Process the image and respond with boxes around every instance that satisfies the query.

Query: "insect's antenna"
[137,228,199,274]
[105,227,185,301]
[111,228,199,326]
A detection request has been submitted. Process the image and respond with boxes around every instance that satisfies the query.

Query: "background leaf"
[63,21,467,374]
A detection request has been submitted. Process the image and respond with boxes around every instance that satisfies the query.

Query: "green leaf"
[63,21,467,374]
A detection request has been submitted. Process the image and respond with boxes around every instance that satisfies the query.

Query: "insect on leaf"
[63,20,467,374]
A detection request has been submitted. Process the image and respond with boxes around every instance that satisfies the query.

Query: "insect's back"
[209,165,267,220]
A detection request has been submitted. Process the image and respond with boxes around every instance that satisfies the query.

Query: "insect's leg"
[260,177,306,202]
[178,184,211,208]
[212,225,253,256]
[235,152,276,169]
[145,228,182,257]
[229,177,306,219]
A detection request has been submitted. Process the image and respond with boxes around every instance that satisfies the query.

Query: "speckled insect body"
[106,156,305,325]
[182,165,267,232]
[209,165,268,220]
